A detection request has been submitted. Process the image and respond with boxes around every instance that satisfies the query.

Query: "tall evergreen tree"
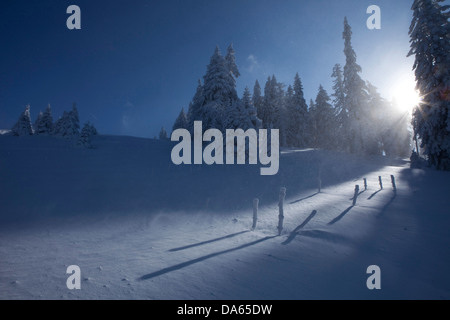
[69,103,80,136]
[187,80,205,134]
[261,75,285,131]
[34,104,54,135]
[77,122,94,148]
[408,0,450,169]
[159,127,168,140]
[34,112,44,135]
[331,64,348,151]
[313,85,336,150]
[12,105,34,136]
[308,99,318,147]
[226,87,262,131]
[202,46,238,131]
[365,82,385,155]
[225,43,240,79]
[290,73,309,147]
[253,80,263,120]
[53,104,80,137]
[173,107,188,132]
[343,17,369,154]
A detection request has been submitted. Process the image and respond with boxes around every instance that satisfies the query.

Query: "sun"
[390,76,421,113]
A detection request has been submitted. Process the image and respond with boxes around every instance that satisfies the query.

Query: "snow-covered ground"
[0,135,449,299]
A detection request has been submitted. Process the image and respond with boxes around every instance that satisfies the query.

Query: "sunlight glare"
[391,76,421,113]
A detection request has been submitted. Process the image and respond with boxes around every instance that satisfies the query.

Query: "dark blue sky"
[0,0,423,137]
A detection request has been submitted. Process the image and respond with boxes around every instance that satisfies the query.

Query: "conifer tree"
[408,0,450,169]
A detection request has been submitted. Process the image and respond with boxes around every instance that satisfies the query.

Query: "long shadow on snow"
[328,206,354,225]
[290,192,319,204]
[298,229,354,246]
[168,230,250,252]
[367,189,383,200]
[377,191,397,218]
[138,236,276,281]
[282,210,317,245]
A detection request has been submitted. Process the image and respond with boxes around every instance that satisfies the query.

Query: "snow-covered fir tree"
[408,0,450,170]
[11,105,34,136]
[365,82,388,156]
[34,112,44,134]
[261,75,284,130]
[342,17,369,154]
[226,87,262,131]
[202,46,238,131]
[172,107,188,132]
[68,103,80,136]
[253,80,263,120]
[225,43,240,79]
[77,122,94,148]
[187,81,205,134]
[159,127,168,140]
[285,73,309,147]
[52,112,69,136]
[53,104,80,137]
[308,99,318,147]
[331,64,348,151]
[312,85,336,150]
[34,104,54,135]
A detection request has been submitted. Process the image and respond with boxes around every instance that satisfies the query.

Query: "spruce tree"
[202,46,238,130]
[314,85,336,150]
[159,127,168,140]
[253,80,263,120]
[290,73,309,147]
[34,112,44,135]
[77,122,93,148]
[173,107,188,132]
[187,81,205,134]
[331,64,348,151]
[225,43,240,79]
[12,105,34,136]
[408,0,450,169]
[343,17,369,154]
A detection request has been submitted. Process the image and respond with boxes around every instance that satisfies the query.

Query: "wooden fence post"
[364,178,367,190]
[379,176,383,190]
[278,187,286,236]
[391,175,397,192]
[353,185,360,206]
[252,198,259,230]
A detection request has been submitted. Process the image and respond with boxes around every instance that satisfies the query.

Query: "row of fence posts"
[353,175,397,205]
[252,175,397,234]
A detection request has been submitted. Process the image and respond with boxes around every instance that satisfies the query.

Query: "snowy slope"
[0,135,449,299]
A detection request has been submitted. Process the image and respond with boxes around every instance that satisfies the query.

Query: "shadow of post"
[139,236,276,281]
[377,191,397,218]
[289,192,319,204]
[328,206,354,225]
[367,189,382,200]
[282,210,317,245]
[168,230,250,252]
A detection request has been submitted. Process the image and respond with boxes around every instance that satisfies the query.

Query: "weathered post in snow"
[391,175,397,192]
[252,198,259,231]
[353,185,360,206]
[278,187,286,236]
[379,176,383,190]
[364,178,367,190]
[318,167,322,193]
